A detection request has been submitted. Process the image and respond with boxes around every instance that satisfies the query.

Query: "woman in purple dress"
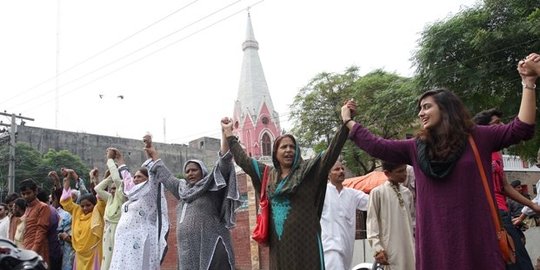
[341,53,539,270]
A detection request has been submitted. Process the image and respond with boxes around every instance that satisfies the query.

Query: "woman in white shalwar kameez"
[109,136,169,270]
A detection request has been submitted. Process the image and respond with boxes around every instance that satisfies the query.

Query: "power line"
[0,0,201,107]
[18,0,264,114]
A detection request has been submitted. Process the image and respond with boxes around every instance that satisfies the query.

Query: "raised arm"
[48,171,61,190]
[517,53,539,124]
[92,167,111,201]
[107,148,124,193]
[221,117,264,192]
[144,141,181,200]
[59,171,79,215]
[341,100,412,164]
[215,117,235,179]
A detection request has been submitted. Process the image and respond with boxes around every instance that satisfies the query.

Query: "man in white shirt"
[0,203,9,238]
[321,160,369,270]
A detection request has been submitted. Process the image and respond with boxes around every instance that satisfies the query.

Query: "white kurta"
[367,181,415,270]
[0,216,9,239]
[321,183,369,270]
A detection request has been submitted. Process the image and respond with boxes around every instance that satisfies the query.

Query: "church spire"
[242,13,259,51]
[233,13,281,159]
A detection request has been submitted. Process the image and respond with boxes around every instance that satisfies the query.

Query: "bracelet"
[522,81,536,90]
[343,119,354,125]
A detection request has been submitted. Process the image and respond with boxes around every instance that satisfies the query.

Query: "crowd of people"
[0,53,539,270]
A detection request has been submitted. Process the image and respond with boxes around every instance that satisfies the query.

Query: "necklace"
[390,183,405,207]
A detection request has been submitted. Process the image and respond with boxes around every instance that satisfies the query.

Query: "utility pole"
[0,112,34,194]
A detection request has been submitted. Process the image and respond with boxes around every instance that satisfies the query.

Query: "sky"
[0,0,479,145]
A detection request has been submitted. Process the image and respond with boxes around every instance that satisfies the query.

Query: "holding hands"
[221,117,233,137]
[107,147,126,166]
[518,53,539,89]
[341,99,357,129]
[89,168,99,184]
[143,134,158,161]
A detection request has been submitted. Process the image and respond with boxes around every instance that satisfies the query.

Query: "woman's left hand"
[341,99,356,122]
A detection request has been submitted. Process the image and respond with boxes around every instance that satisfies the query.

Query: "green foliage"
[290,66,360,148]
[290,68,417,175]
[0,143,43,191]
[40,149,90,181]
[414,1,540,160]
[0,144,90,193]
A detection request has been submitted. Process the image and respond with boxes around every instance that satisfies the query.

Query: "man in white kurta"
[321,160,369,270]
[367,162,415,270]
[0,204,9,238]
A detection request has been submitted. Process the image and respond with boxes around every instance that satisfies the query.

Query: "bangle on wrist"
[343,118,354,125]
[522,81,536,90]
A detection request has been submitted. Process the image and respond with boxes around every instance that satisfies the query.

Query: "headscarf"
[178,155,241,228]
[268,134,308,196]
[103,175,125,224]
[123,162,169,262]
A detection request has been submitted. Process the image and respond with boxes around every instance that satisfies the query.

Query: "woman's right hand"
[143,134,158,161]
[221,117,234,137]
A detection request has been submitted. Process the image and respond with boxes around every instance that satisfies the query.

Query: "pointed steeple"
[233,13,281,159]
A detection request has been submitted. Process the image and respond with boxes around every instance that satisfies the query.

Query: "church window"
[262,133,271,156]
[261,116,269,125]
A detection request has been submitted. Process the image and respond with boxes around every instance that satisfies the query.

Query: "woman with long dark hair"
[342,53,539,270]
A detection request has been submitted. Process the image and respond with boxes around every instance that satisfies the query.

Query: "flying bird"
[99,94,103,99]
[117,95,124,99]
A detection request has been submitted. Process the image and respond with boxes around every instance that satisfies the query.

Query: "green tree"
[413,0,540,159]
[345,70,418,175]
[290,66,359,152]
[0,143,43,192]
[290,67,417,175]
[39,149,90,184]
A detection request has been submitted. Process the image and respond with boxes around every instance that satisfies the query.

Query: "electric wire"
[0,0,201,107]
[19,0,264,115]
[8,0,246,112]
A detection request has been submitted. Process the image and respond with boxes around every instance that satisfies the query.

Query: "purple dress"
[348,117,534,270]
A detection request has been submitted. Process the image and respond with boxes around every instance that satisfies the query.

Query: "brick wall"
[161,192,178,270]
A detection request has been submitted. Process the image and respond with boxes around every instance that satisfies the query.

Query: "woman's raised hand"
[221,117,234,137]
[106,147,117,160]
[143,134,158,161]
[341,99,357,122]
[523,53,540,76]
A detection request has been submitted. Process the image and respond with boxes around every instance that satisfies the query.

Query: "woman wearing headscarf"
[221,110,350,270]
[93,148,127,270]
[109,135,169,270]
[145,123,241,270]
[60,169,106,270]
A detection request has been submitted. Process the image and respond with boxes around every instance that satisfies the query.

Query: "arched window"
[262,133,272,156]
